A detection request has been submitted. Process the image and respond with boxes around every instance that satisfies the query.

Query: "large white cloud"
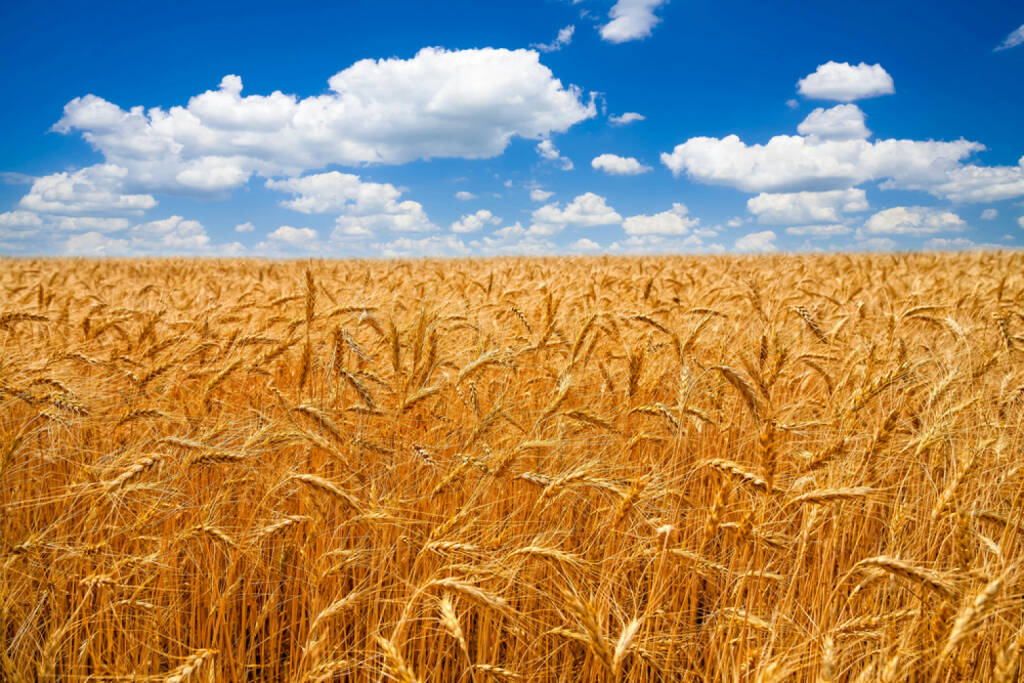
[797,104,870,140]
[268,225,319,246]
[267,171,435,235]
[747,188,868,224]
[18,164,157,214]
[530,192,622,235]
[622,202,698,235]
[797,61,895,102]
[591,154,652,175]
[661,134,984,195]
[0,210,43,227]
[734,230,777,252]
[862,206,966,235]
[52,48,596,192]
[903,159,1024,203]
[62,215,233,256]
[600,0,670,43]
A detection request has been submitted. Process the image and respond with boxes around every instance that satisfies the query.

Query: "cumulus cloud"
[454,190,476,201]
[981,209,997,220]
[622,203,699,235]
[1019,216,1024,229]
[747,188,868,224]
[784,224,852,237]
[533,25,575,52]
[49,216,133,232]
[60,215,231,256]
[600,0,670,43]
[451,209,501,234]
[235,221,255,232]
[530,188,554,202]
[52,48,596,193]
[268,225,319,246]
[18,164,157,215]
[923,237,985,250]
[537,139,574,170]
[734,230,777,252]
[267,171,435,235]
[0,210,43,227]
[862,206,966,235]
[608,112,645,126]
[995,24,1024,51]
[591,154,652,175]
[530,192,622,235]
[797,104,870,140]
[661,134,985,195]
[571,237,602,251]
[797,61,895,102]
[908,160,1024,203]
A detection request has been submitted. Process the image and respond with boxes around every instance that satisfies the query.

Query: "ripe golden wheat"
[1,252,1022,681]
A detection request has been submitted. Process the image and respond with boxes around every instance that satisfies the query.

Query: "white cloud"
[64,231,130,256]
[1019,216,1024,229]
[537,139,574,170]
[530,192,622,234]
[533,25,575,52]
[862,206,966,235]
[454,190,476,201]
[622,202,698,235]
[911,160,1024,203]
[981,209,998,220]
[734,230,777,252]
[377,234,470,258]
[49,216,132,232]
[267,171,402,214]
[786,99,800,110]
[608,112,645,126]
[591,154,651,175]
[797,61,895,102]
[661,134,984,195]
[0,210,42,227]
[235,221,255,232]
[331,201,433,237]
[995,24,1024,51]
[268,225,319,246]
[267,171,435,235]
[530,188,555,202]
[451,209,501,234]
[784,223,852,237]
[52,48,596,192]
[61,215,224,256]
[18,164,157,215]
[571,237,602,251]
[747,188,868,224]
[797,104,870,140]
[600,0,670,43]
[726,217,744,228]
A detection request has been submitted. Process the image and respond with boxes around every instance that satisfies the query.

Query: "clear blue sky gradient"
[1,0,1022,256]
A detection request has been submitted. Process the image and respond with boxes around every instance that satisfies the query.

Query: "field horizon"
[2,251,1023,681]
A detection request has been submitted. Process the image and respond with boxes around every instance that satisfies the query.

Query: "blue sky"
[1,0,1023,257]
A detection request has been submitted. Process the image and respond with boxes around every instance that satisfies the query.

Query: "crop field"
[1,253,1023,681]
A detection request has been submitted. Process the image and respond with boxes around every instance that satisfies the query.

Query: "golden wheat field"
[1,252,1023,682]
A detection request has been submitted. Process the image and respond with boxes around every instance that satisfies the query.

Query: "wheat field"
[1,252,1022,681]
